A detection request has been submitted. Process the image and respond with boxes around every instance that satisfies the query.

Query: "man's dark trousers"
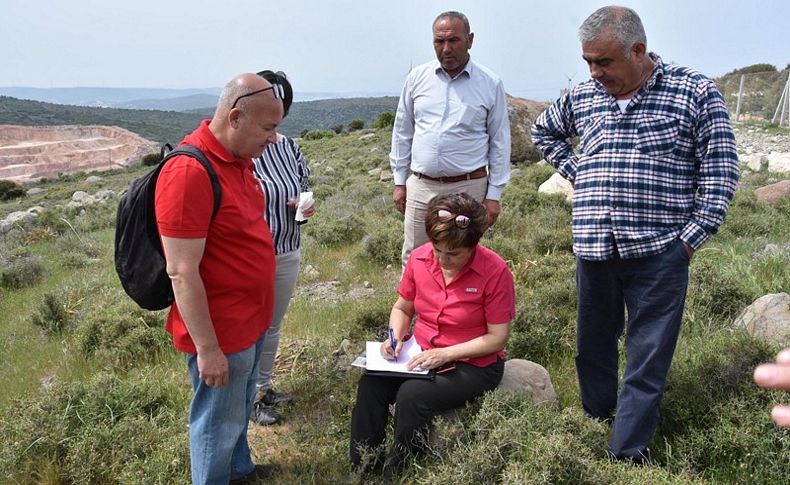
[575,238,690,461]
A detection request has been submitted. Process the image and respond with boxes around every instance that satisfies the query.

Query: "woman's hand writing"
[380,338,402,361]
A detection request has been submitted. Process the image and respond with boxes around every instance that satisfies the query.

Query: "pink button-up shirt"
[399,242,516,367]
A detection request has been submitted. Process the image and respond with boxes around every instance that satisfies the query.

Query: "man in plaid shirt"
[532,6,739,464]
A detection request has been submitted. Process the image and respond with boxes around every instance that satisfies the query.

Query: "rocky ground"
[735,123,790,154]
[735,123,790,172]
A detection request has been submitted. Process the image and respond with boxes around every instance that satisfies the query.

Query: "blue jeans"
[575,239,689,460]
[187,333,265,485]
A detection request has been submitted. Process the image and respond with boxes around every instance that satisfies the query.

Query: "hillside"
[0,95,398,142]
[188,96,399,137]
[0,96,204,144]
[0,124,789,483]
[716,64,790,121]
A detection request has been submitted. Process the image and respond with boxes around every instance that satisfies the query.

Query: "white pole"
[780,74,790,127]
[735,74,744,121]
[784,73,790,128]
[772,73,788,124]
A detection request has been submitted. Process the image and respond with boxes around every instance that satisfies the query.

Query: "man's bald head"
[210,72,283,160]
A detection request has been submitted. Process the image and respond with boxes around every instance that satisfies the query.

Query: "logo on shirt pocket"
[466,288,478,293]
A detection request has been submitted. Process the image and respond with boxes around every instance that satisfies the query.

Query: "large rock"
[740,153,767,171]
[733,293,790,347]
[497,358,558,406]
[754,180,790,205]
[0,209,38,234]
[767,152,790,173]
[507,94,550,164]
[429,358,557,445]
[0,124,158,182]
[538,172,574,202]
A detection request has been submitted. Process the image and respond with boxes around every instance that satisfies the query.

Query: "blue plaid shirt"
[531,54,739,261]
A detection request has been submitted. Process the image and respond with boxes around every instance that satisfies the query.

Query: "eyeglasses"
[230,83,284,110]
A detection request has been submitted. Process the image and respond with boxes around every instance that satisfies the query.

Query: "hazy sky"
[1,0,788,100]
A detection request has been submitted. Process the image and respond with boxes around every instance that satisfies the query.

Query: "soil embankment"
[0,125,158,181]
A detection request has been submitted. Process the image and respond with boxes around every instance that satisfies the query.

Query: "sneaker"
[261,388,294,406]
[250,401,280,426]
[229,463,282,484]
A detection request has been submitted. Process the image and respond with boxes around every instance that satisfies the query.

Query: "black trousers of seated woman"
[349,359,504,477]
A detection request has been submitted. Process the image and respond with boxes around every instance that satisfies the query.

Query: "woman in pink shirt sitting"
[349,192,516,480]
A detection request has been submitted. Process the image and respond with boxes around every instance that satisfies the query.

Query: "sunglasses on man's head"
[230,83,285,110]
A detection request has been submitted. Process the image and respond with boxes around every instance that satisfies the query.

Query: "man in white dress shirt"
[390,10,511,266]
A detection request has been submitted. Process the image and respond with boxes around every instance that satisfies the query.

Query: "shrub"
[56,233,106,269]
[372,111,396,129]
[141,151,162,167]
[729,63,777,75]
[347,293,393,341]
[521,163,561,190]
[418,395,611,485]
[659,331,775,438]
[0,179,27,200]
[30,290,79,335]
[665,394,790,483]
[347,118,365,131]
[0,372,190,483]
[303,129,335,140]
[70,198,118,232]
[0,250,44,289]
[31,207,73,235]
[75,305,168,367]
[330,123,344,134]
[506,253,576,364]
[305,212,365,247]
[361,223,403,265]
[718,192,775,239]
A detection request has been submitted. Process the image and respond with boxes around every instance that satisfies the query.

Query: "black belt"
[412,166,487,183]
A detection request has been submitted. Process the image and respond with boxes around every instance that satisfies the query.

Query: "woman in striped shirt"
[250,70,315,426]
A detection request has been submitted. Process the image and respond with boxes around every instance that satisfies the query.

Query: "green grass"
[1,126,790,483]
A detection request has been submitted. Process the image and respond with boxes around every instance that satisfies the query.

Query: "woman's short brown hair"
[424,193,487,249]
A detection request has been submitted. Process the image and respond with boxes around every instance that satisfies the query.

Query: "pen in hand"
[389,327,398,363]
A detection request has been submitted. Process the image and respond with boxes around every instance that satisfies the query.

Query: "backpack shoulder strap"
[160,144,223,220]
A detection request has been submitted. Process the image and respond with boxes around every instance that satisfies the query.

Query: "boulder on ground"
[497,358,558,406]
[733,293,790,347]
[538,172,574,202]
[754,180,790,205]
[767,152,790,173]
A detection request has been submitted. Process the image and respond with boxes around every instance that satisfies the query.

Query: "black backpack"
[114,144,222,310]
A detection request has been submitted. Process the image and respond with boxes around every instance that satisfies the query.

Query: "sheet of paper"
[364,338,429,375]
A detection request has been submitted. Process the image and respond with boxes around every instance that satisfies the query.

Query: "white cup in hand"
[295,191,314,221]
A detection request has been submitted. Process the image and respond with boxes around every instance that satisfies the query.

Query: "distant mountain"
[0,86,397,110]
[0,95,398,141]
[0,86,220,107]
[116,94,219,111]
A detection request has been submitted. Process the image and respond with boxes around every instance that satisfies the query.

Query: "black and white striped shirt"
[252,135,311,255]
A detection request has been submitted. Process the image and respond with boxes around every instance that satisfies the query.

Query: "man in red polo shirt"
[155,72,282,485]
